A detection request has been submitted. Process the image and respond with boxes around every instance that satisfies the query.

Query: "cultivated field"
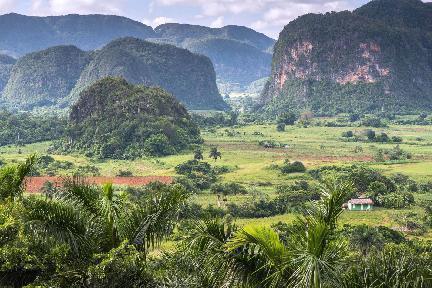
[5,118,432,238]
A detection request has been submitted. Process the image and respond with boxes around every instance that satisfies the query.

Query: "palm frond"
[58,176,101,215]
[121,184,188,255]
[23,197,93,256]
[0,154,36,201]
[227,225,292,288]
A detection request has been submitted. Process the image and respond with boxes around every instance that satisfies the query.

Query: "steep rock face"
[261,0,432,115]
[71,37,227,110]
[0,13,155,56]
[2,46,90,109]
[62,77,201,159]
[153,23,275,90]
[0,54,15,93]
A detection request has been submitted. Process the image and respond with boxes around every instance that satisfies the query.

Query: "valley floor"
[6,120,432,239]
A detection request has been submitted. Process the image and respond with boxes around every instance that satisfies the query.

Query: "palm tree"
[23,176,188,256]
[0,154,36,202]
[185,177,352,288]
[194,148,204,160]
[209,147,222,162]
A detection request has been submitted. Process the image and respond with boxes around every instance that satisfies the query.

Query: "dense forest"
[2,46,90,110]
[0,111,66,146]
[0,54,15,93]
[53,77,202,159]
[0,38,227,111]
[0,15,274,98]
[70,38,227,111]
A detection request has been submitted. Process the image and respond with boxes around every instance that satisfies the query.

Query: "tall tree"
[209,147,222,162]
[194,148,204,160]
[0,154,36,202]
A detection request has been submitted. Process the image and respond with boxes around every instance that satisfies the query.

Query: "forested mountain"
[260,0,432,116]
[1,38,227,111]
[55,77,202,159]
[154,24,275,52]
[0,54,15,93]
[153,24,275,89]
[0,13,155,56]
[0,14,274,96]
[185,38,272,88]
[2,46,90,110]
[71,38,227,110]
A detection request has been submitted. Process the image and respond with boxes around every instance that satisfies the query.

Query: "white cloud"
[153,0,358,37]
[152,16,175,26]
[142,16,175,27]
[0,0,15,13]
[250,0,353,36]
[30,0,123,15]
[210,16,223,28]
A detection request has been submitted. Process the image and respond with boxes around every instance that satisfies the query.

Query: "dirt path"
[25,176,173,193]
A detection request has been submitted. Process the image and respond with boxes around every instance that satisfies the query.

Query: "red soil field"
[25,176,173,193]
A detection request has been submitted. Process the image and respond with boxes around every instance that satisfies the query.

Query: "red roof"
[348,198,374,205]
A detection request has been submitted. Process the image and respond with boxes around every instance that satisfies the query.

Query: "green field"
[6,121,432,235]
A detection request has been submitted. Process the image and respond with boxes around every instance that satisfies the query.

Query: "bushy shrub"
[309,165,396,197]
[259,140,287,148]
[117,170,133,177]
[280,161,306,174]
[210,182,247,196]
[277,112,298,125]
[386,145,412,160]
[175,160,223,190]
[362,117,387,128]
[75,165,100,176]
[179,203,225,219]
[276,122,285,132]
[375,132,390,143]
[377,192,415,208]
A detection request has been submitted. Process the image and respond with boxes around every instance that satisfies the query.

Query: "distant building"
[347,198,374,211]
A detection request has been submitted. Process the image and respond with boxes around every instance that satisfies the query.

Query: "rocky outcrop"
[261,0,432,115]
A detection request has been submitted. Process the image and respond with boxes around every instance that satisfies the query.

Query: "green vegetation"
[261,0,432,116]
[186,38,272,88]
[154,23,275,91]
[53,77,202,159]
[2,38,227,111]
[0,111,66,146]
[1,111,432,286]
[0,54,15,93]
[0,2,432,282]
[70,37,227,110]
[2,46,90,110]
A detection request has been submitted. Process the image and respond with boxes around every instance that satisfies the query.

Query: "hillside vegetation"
[71,37,227,110]
[153,23,275,90]
[261,0,432,116]
[2,46,90,110]
[0,13,155,56]
[0,54,15,93]
[53,77,202,159]
[1,38,227,111]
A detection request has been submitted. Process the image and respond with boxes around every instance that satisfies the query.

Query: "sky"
[0,0,430,38]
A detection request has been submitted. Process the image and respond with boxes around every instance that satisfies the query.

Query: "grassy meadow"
[4,120,432,237]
